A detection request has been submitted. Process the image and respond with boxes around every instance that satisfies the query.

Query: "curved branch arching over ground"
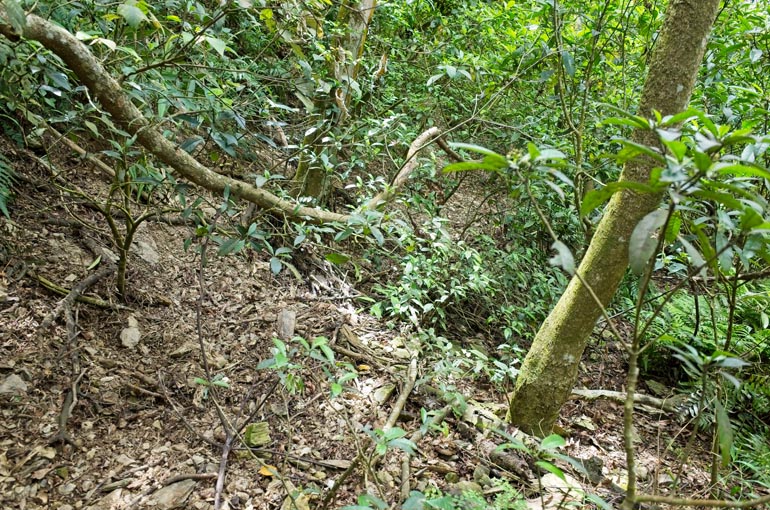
[0,10,372,224]
[0,9,462,224]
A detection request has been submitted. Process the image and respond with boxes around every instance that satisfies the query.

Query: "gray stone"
[0,374,28,395]
[146,479,196,509]
[120,315,141,349]
[131,238,160,265]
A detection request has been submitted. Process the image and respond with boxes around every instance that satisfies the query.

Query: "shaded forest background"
[0,0,769,509]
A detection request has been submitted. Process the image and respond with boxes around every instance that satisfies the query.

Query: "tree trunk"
[291,0,377,202]
[507,0,721,436]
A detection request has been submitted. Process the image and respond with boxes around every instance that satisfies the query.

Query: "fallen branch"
[44,123,116,179]
[401,404,452,501]
[570,388,684,413]
[48,368,86,447]
[384,357,419,431]
[30,271,128,311]
[634,492,770,508]
[39,264,116,329]
[364,128,440,210]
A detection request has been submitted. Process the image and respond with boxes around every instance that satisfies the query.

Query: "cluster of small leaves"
[343,480,526,510]
[257,335,357,398]
[372,217,564,341]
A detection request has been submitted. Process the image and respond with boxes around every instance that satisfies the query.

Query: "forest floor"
[0,135,717,510]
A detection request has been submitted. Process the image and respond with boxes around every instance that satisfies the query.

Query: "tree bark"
[507,0,722,436]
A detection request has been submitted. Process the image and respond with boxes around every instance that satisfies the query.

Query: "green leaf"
[714,163,770,180]
[535,460,565,480]
[629,209,667,274]
[540,434,566,450]
[714,400,733,467]
[205,36,227,57]
[443,161,505,173]
[580,187,615,217]
[561,50,576,77]
[585,493,614,510]
[387,437,417,455]
[678,235,707,278]
[269,257,282,274]
[325,252,350,265]
[117,2,147,28]
[616,139,666,163]
[448,143,507,162]
[537,148,566,161]
[87,256,102,270]
[580,181,660,217]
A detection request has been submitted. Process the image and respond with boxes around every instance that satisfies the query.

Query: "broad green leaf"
[616,139,666,163]
[602,116,650,130]
[664,212,681,244]
[205,36,227,57]
[535,460,565,480]
[714,400,733,467]
[693,224,718,274]
[561,50,576,76]
[448,143,507,162]
[581,181,660,217]
[537,148,566,160]
[540,434,566,450]
[443,161,505,173]
[629,209,667,274]
[325,252,349,265]
[426,73,443,86]
[716,356,750,369]
[585,493,614,510]
[714,163,770,180]
[740,208,764,232]
[678,235,707,278]
[117,2,147,28]
[691,189,742,210]
[387,437,417,455]
[580,186,615,217]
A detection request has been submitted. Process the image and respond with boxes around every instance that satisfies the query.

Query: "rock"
[131,236,160,265]
[120,315,141,349]
[472,465,491,486]
[85,489,124,510]
[0,374,28,395]
[373,383,395,405]
[540,472,583,501]
[146,479,197,509]
[276,309,296,340]
[451,480,483,495]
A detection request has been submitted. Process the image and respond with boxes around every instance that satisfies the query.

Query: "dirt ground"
[0,136,719,510]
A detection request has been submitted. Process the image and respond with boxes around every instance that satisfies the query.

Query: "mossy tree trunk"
[507,0,722,437]
[291,0,377,202]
